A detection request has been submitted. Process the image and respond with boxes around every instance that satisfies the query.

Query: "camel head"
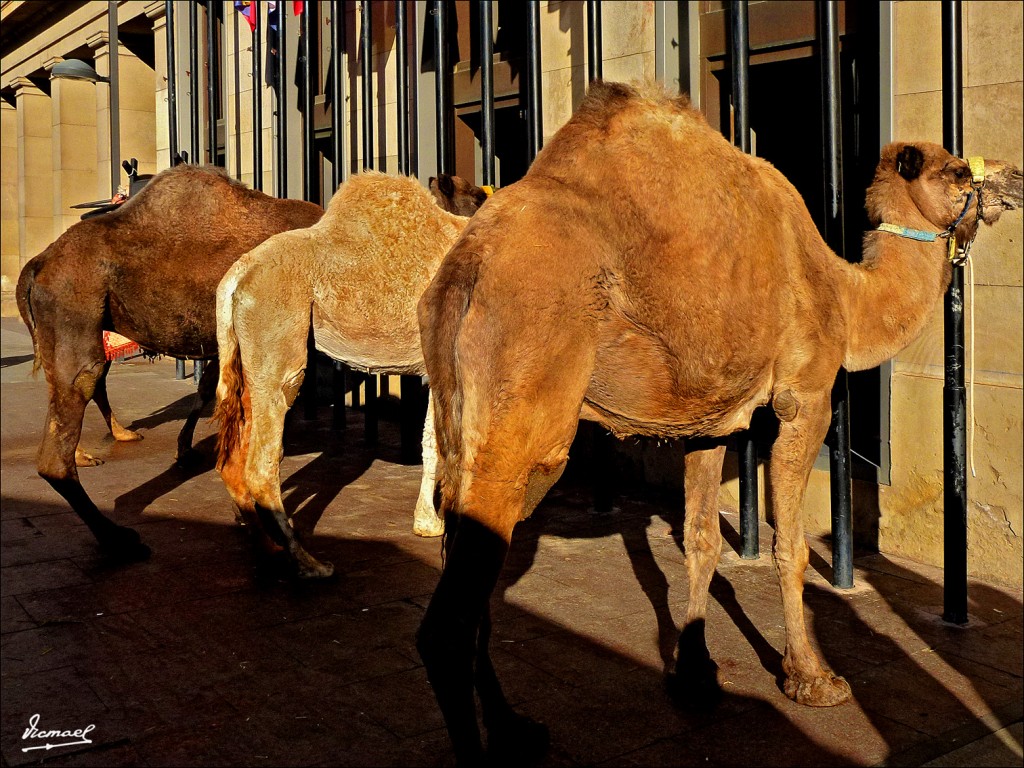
[429,174,490,217]
[869,142,1023,244]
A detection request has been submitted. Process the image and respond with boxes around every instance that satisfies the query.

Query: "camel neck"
[840,230,952,371]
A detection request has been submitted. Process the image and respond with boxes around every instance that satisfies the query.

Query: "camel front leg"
[413,393,445,537]
[74,361,140,467]
[94,361,143,442]
[176,357,219,466]
[771,393,851,707]
[669,439,727,704]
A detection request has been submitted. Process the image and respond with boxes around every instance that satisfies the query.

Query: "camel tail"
[213,265,247,471]
[14,257,43,376]
[418,249,482,514]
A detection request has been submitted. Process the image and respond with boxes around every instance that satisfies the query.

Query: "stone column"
[146,1,172,171]
[89,30,158,196]
[45,56,99,237]
[1,101,19,317]
[13,78,54,268]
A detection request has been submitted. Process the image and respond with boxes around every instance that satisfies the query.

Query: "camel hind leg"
[38,341,149,560]
[667,439,727,705]
[235,303,333,579]
[418,356,586,763]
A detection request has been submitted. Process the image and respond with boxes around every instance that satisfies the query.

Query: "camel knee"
[72,363,105,402]
[282,369,305,408]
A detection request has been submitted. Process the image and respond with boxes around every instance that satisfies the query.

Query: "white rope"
[968,256,977,478]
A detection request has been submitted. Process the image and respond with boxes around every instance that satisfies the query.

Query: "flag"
[234,1,257,33]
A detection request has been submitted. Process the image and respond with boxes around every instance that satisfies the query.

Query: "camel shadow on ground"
[498,423,1022,765]
[1,353,35,369]
[109,400,384,577]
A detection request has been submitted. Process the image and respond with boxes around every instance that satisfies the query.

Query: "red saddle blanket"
[103,332,141,361]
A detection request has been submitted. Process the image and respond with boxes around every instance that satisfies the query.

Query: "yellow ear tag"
[967,156,985,185]
[481,185,494,197]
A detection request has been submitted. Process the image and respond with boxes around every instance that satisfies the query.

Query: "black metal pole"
[189,0,200,163]
[941,0,969,626]
[330,0,347,431]
[434,0,452,174]
[729,0,757,560]
[818,0,853,588]
[232,9,241,174]
[397,0,423,462]
[252,0,263,190]
[361,0,374,170]
[300,1,320,421]
[275,0,288,197]
[165,0,178,164]
[397,0,409,176]
[197,1,217,384]
[360,0,378,443]
[480,0,495,186]
[301,1,318,202]
[525,0,542,163]
[206,0,219,165]
[331,0,345,188]
[108,1,120,194]
[587,0,603,82]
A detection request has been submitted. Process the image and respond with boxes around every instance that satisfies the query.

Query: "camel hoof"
[75,452,104,468]
[486,712,549,767]
[784,672,852,707]
[175,448,202,470]
[294,552,335,580]
[666,659,722,710]
[412,514,445,538]
[98,525,152,563]
[113,429,143,443]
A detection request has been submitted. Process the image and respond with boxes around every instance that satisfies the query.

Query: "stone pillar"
[45,56,99,237]
[89,30,158,196]
[13,78,54,268]
[146,1,172,171]
[1,101,19,317]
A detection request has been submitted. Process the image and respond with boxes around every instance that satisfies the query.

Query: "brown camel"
[16,165,322,561]
[214,171,487,577]
[415,82,1023,763]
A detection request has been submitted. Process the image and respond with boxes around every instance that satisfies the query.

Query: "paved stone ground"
[2,316,1021,767]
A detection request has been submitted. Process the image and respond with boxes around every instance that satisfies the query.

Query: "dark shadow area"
[0,354,34,369]
[122,390,205,433]
[1,506,856,768]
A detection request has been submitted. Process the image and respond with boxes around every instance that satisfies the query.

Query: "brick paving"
[2,316,1021,767]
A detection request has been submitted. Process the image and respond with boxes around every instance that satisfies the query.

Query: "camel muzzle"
[978,159,1024,223]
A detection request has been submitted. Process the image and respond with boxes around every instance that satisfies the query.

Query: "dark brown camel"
[16,165,322,561]
[415,82,1022,764]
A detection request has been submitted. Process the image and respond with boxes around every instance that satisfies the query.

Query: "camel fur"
[214,171,487,578]
[15,165,322,561]
[415,81,1023,763]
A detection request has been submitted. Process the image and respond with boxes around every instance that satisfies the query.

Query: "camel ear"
[435,173,456,199]
[896,145,925,181]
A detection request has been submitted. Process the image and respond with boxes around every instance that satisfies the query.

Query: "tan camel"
[415,82,1022,763]
[16,165,322,562]
[214,171,487,577]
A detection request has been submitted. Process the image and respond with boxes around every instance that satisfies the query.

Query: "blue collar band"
[876,223,942,242]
